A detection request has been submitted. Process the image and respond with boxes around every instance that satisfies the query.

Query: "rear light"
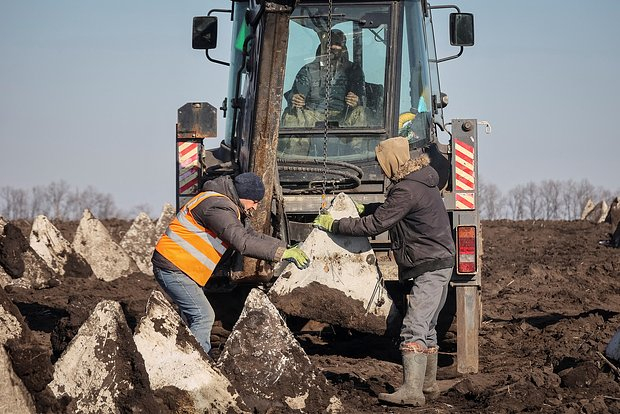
[456,225,477,274]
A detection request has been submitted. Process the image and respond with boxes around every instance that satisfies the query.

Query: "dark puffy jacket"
[152,175,285,272]
[335,158,455,281]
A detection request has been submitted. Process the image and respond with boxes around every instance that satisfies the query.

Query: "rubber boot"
[378,351,427,406]
[423,347,440,400]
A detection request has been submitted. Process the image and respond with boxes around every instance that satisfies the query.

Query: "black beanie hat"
[233,172,265,201]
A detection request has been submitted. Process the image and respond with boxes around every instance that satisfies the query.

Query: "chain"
[320,0,334,212]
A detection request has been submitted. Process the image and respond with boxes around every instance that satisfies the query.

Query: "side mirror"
[192,16,218,50]
[449,13,474,47]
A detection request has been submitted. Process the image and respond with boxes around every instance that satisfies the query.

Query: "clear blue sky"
[1,1,619,215]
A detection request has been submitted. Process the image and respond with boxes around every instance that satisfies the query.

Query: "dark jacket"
[335,156,455,281]
[152,175,286,272]
[291,53,365,113]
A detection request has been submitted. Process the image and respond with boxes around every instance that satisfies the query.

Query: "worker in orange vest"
[152,172,309,354]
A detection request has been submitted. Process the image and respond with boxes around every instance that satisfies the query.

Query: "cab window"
[280,4,390,129]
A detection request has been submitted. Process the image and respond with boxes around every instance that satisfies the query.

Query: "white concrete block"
[30,215,91,277]
[134,291,248,413]
[120,212,156,275]
[154,203,175,241]
[50,300,136,413]
[72,209,139,281]
[269,193,394,334]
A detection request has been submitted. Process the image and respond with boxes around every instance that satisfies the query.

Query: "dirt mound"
[2,219,620,413]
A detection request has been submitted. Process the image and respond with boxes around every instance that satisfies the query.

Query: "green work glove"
[354,201,365,215]
[313,212,335,232]
[282,246,310,270]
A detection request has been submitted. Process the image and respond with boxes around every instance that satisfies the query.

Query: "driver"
[282,29,367,128]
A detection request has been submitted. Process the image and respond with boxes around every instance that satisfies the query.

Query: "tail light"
[456,225,477,274]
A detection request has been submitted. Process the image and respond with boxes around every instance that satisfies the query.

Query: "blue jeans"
[153,266,215,353]
[400,266,453,349]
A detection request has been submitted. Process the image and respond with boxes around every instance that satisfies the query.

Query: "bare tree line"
[479,178,617,220]
[0,180,150,221]
[2,178,616,222]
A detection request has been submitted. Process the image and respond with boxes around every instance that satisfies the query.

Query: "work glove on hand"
[354,201,365,215]
[313,212,335,233]
[282,246,310,270]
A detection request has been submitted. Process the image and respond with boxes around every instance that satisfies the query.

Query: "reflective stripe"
[155,191,241,286]
[165,227,217,269]
[176,213,228,255]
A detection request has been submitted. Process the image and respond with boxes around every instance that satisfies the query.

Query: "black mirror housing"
[192,16,218,50]
[449,13,474,47]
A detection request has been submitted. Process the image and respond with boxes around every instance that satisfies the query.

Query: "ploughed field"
[4,218,620,413]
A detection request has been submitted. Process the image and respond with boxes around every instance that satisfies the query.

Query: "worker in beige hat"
[313,137,455,407]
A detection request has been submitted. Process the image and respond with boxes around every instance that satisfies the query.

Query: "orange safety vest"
[155,191,240,286]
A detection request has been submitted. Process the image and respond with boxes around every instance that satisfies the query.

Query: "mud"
[2,219,620,413]
[269,281,391,335]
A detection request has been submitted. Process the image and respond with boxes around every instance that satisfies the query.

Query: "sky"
[1,1,619,216]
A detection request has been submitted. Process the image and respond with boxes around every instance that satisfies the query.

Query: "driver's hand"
[345,92,359,107]
[292,94,306,108]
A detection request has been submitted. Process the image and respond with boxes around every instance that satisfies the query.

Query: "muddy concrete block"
[269,193,395,335]
[120,212,156,275]
[0,221,60,289]
[72,209,139,281]
[50,300,162,413]
[1,288,58,411]
[30,215,92,278]
[154,203,175,241]
[218,288,342,413]
[0,288,26,345]
[0,346,36,413]
[134,291,248,413]
[585,200,609,224]
[605,197,620,229]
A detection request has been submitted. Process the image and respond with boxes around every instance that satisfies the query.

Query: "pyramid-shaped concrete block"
[1,287,56,411]
[585,200,609,224]
[218,288,341,413]
[269,193,394,335]
[154,203,175,241]
[605,197,620,229]
[50,300,160,413]
[0,221,59,290]
[30,215,92,277]
[134,291,248,413]
[120,212,156,275]
[72,209,139,281]
[17,249,60,289]
[0,346,36,413]
[580,199,595,220]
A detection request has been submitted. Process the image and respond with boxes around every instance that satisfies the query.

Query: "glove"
[282,246,310,270]
[313,212,334,232]
[354,201,365,215]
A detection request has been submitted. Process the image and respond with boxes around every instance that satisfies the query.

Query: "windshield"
[280,4,390,130]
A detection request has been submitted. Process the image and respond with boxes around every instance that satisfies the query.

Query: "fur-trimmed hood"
[392,153,431,182]
[375,137,434,184]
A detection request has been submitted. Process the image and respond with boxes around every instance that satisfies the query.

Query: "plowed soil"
[5,219,620,413]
